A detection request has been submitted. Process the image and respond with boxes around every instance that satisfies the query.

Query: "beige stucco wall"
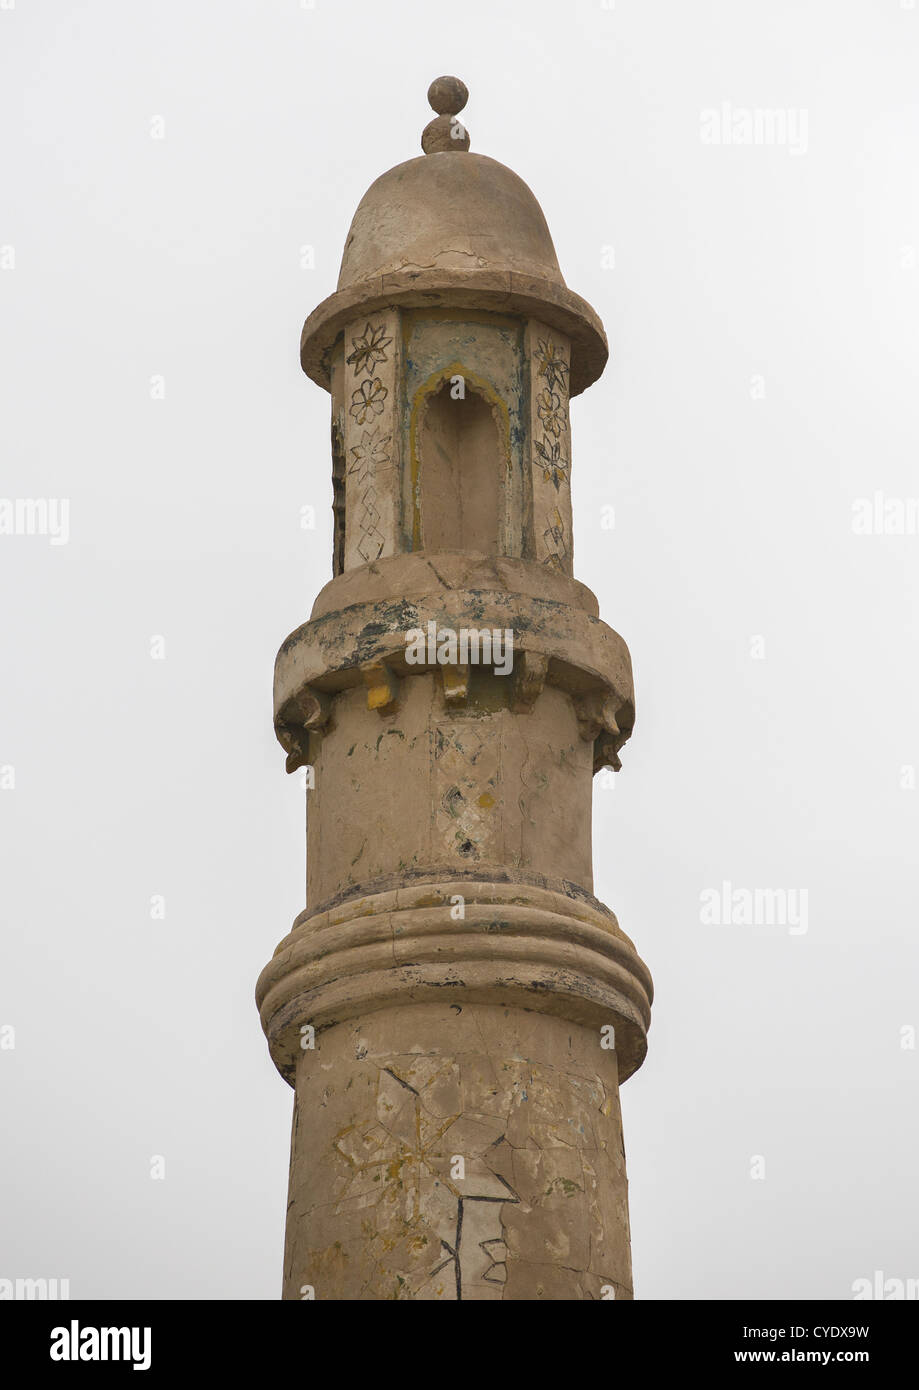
[306,672,593,910]
[284,1002,632,1301]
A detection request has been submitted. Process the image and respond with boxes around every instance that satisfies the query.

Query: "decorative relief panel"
[526,322,573,575]
[342,312,401,569]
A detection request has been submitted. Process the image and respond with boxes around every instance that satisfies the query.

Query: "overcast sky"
[1,0,917,1299]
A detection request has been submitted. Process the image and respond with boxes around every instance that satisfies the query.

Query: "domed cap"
[300,78,608,396]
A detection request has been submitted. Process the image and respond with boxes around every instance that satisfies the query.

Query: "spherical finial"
[422,76,470,154]
[427,75,468,116]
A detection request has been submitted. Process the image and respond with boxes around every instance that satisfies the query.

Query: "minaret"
[256,77,653,1301]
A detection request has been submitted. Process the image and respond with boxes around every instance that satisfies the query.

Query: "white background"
[1,0,917,1299]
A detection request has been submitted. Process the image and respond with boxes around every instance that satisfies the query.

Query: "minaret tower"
[256,78,653,1301]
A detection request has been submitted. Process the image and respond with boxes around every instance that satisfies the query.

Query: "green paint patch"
[547,1177,582,1198]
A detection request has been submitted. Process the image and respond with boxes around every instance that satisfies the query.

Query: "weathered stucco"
[305,673,594,899]
[283,1005,633,1301]
[258,77,652,1300]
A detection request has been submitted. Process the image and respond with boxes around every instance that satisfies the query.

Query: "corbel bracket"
[576,691,631,774]
[512,650,549,713]
[275,686,332,775]
[441,663,470,708]
[363,661,400,715]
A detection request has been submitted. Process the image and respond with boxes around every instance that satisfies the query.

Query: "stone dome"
[299,89,608,397]
[337,152,565,289]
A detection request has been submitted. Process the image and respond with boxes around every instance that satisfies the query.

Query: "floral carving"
[350,378,388,425]
[542,506,568,569]
[535,336,569,392]
[531,335,571,570]
[346,428,390,563]
[346,321,393,378]
[535,387,564,438]
[534,436,569,491]
[348,427,391,484]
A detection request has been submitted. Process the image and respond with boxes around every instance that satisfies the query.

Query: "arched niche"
[412,374,508,555]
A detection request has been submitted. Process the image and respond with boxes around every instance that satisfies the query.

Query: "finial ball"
[427,75,468,117]
[421,115,470,154]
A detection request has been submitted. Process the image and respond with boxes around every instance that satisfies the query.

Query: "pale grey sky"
[1,0,917,1298]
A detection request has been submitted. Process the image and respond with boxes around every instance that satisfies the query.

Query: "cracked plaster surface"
[283,1002,632,1301]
